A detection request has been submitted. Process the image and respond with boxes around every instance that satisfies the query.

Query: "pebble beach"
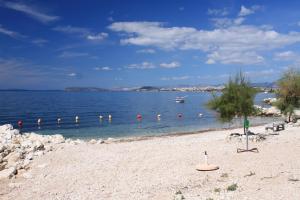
[0,123,299,200]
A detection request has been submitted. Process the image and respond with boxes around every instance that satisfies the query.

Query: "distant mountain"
[64,87,110,92]
[0,89,62,91]
[250,82,277,88]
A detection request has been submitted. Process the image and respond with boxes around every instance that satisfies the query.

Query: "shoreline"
[110,121,272,143]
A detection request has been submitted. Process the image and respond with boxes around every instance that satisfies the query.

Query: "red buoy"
[136,114,142,121]
[18,120,23,128]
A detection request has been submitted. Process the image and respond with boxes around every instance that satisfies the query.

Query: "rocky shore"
[0,124,109,180]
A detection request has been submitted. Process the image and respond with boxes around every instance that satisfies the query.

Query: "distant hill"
[64,87,110,92]
[134,86,161,91]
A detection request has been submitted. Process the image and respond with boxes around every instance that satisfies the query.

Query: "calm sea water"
[0,91,276,139]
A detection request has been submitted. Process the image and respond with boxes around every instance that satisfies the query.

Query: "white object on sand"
[196,151,219,171]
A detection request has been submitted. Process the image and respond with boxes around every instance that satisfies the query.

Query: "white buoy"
[108,114,112,121]
[198,113,203,117]
[57,118,62,124]
[75,116,80,123]
[37,118,42,126]
[99,115,103,120]
[157,114,161,120]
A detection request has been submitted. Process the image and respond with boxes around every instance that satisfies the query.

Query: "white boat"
[175,97,185,103]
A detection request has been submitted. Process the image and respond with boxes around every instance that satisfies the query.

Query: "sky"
[1,0,300,89]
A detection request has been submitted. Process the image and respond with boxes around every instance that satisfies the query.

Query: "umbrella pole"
[237,116,258,153]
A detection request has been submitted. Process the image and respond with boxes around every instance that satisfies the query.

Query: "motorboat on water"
[175,97,185,103]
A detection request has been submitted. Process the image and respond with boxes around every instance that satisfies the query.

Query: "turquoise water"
[0,91,276,139]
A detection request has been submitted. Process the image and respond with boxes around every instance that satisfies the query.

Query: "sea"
[0,91,278,139]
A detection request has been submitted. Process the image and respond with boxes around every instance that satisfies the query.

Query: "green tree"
[207,72,257,124]
[275,69,300,122]
[207,72,257,152]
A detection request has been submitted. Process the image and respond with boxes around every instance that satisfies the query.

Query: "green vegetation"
[275,69,300,122]
[220,173,228,178]
[227,183,238,191]
[207,72,257,135]
[206,198,214,200]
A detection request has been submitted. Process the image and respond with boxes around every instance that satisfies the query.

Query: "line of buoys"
[18,113,205,128]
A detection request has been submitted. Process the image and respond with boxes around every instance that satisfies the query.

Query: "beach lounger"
[265,121,285,132]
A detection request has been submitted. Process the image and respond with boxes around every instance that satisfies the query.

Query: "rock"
[5,152,22,168]
[34,151,44,157]
[45,145,53,152]
[51,134,65,144]
[65,138,72,143]
[25,152,34,160]
[0,167,17,179]
[97,139,104,144]
[34,140,45,151]
[22,172,32,179]
[21,140,33,149]
[0,144,6,153]
[8,182,22,188]
[89,139,97,144]
[37,163,48,169]
[106,138,116,143]
[0,161,7,171]
[0,124,14,133]
[74,139,83,145]
[174,190,185,200]
[21,159,31,170]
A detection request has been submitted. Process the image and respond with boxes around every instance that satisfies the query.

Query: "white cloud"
[94,66,112,71]
[245,69,279,77]
[161,76,191,81]
[211,17,245,28]
[136,49,156,54]
[0,24,26,39]
[68,73,77,77]
[109,21,300,65]
[53,25,108,41]
[207,8,229,16]
[160,61,180,68]
[1,1,59,23]
[207,51,264,65]
[126,62,156,69]
[52,25,90,35]
[59,51,89,58]
[274,51,297,61]
[87,33,108,41]
[239,5,262,17]
[32,38,48,46]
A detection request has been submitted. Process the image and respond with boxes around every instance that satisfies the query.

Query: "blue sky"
[1,0,300,89]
